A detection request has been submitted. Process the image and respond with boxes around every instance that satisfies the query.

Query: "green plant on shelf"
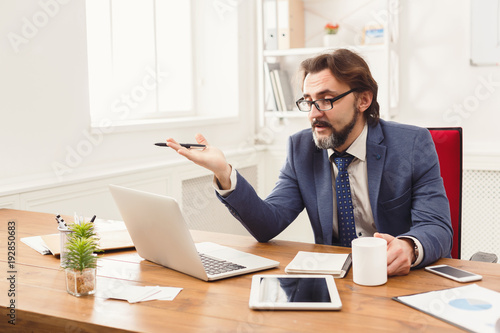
[324,23,339,35]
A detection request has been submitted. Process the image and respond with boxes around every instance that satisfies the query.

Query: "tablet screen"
[258,277,331,303]
[249,275,342,310]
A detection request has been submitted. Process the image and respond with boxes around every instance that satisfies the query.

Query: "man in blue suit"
[166,49,453,276]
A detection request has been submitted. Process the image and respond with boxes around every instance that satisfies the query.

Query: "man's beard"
[312,106,359,150]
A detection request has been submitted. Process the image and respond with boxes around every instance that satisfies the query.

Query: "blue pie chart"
[449,298,492,311]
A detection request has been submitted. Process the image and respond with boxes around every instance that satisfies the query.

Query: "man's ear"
[357,91,373,113]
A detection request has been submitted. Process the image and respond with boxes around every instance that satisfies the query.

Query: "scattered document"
[103,285,183,303]
[394,284,500,333]
[20,236,51,255]
[21,218,134,256]
[285,251,352,278]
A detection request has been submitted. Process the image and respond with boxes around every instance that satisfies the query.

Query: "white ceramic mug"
[352,237,387,286]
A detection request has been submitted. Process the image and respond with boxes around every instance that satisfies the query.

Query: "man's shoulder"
[288,128,319,153]
[378,119,427,134]
[373,119,430,143]
[290,128,313,141]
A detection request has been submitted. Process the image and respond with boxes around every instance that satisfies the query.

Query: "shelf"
[263,44,387,58]
[264,110,307,118]
[257,0,399,127]
[263,47,325,57]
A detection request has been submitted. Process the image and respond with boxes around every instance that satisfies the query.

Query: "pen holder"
[58,226,73,267]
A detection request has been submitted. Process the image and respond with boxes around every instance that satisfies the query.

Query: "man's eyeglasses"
[295,89,357,112]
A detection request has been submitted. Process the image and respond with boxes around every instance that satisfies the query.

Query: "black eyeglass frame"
[295,88,357,112]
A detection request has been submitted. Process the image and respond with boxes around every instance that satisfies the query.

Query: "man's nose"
[309,103,324,118]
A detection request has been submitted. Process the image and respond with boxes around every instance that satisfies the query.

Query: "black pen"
[154,143,206,149]
[55,215,67,230]
[90,215,97,223]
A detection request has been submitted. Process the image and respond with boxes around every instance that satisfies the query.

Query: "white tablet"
[249,274,342,310]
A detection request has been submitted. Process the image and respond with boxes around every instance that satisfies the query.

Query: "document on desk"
[21,219,134,255]
[20,236,51,255]
[100,284,183,303]
[394,284,500,333]
[285,251,352,278]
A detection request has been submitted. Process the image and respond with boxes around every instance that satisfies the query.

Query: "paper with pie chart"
[394,283,500,333]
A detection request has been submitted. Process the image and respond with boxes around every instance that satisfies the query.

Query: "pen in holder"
[58,226,73,267]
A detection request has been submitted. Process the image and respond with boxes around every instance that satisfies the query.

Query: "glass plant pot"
[65,268,96,297]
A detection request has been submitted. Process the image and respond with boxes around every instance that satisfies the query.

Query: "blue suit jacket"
[218,119,453,268]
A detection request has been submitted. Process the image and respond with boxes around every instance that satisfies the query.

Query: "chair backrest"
[428,128,463,259]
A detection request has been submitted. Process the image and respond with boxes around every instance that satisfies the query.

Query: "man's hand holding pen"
[163,134,233,190]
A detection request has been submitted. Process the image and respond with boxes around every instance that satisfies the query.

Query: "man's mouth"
[312,120,332,130]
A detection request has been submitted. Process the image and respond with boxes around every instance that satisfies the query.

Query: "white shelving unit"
[256,0,399,127]
[263,44,386,57]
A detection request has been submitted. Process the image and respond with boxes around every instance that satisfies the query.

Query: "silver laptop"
[109,185,279,281]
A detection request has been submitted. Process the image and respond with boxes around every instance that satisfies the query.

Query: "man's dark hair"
[298,48,380,126]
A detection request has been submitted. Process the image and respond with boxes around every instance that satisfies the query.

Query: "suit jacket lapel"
[366,122,386,222]
[313,148,334,245]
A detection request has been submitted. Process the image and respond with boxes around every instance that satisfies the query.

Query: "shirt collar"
[328,122,368,162]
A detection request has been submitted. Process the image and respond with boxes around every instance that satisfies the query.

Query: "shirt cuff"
[212,165,237,198]
[398,236,424,267]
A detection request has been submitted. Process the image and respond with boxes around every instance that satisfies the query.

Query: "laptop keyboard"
[199,253,246,275]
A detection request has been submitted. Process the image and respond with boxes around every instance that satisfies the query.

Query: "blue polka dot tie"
[333,154,357,247]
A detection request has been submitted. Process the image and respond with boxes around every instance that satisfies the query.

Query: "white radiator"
[462,169,500,260]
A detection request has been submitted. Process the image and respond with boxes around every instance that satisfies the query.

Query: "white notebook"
[285,251,352,278]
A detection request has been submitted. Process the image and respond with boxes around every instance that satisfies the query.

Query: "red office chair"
[428,127,462,259]
[428,127,497,262]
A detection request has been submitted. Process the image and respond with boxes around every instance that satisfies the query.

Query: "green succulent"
[69,221,97,239]
[63,221,101,271]
[63,237,99,271]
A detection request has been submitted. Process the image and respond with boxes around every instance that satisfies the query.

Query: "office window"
[86,0,239,128]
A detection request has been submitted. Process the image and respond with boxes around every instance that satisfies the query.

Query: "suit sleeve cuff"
[212,165,237,197]
[398,236,424,267]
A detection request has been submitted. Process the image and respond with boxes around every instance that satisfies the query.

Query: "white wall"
[397,0,500,165]
[0,0,257,195]
[5,0,497,195]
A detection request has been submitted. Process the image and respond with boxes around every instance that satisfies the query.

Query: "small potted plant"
[62,221,100,296]
[323,22,340,48]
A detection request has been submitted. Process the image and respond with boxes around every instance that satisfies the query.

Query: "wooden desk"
[1,209,499,332]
